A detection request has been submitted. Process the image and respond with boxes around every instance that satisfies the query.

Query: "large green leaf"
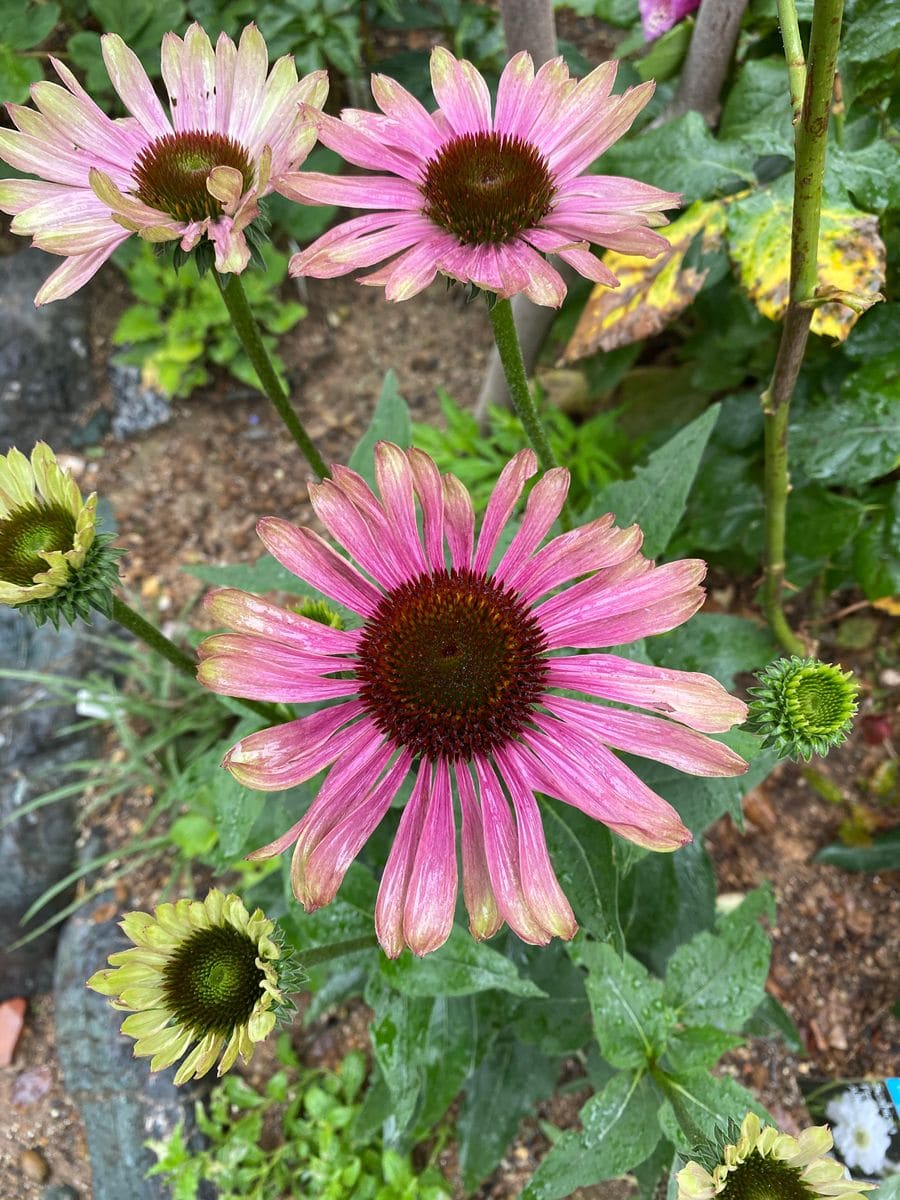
[365,974,432,1131]
[457,1036,558,1190]
[815,828,900,872]
[791,364,900,487]
[619,841,717,975]
[838,0,900,107]
[523,1071,661,1200]
[414,995,479,1138]
[584,404,720,557]
[540,799,622,949]
[658,1071,766,1148]
[380,925,546,998]
[599,112,755,202]
[577,941,674,1069]
[348,370,412,488]
[663,887,774,1031]
[508,942,593,1055]
[719,58,794,158]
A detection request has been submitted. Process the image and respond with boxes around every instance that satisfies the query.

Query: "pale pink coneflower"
[639,0,702,41]
[198,444,749,958]
[281,47,680,305]
[0,23,327,305]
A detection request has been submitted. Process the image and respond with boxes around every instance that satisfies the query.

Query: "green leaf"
[523,1071,661,1200]
[576,941,675,1069]
[365,975,432,1131]
[663,887,773,1031]
[815,827,900,872]
[633,1140,676,1200]
[636,20,691,83]
[209,768,265,861]
[619,841,717,975]
[743,994,804,1053]
[3,1,60,50]
[838,0,900,107]
[540,798,622,949]
[583,404,720,557]
[647,613,776,689]
[347,370,412,488]
[791,364,900,487]
[664,1026,744,1073]
[658,1072,766,1148]
[457,1036,558,1190]
[113,304,164,345]
[0,42,43,102]
[281,862,377,948]
[508,943,592,1056]
[719,58,794,158]
[380,925,546,998]
[599,112,755,203]
[828,141,900,214]
[853,484,900,600]
[414,995,478,1138]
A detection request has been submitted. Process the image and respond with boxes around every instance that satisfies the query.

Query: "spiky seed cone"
[748,657,858,761]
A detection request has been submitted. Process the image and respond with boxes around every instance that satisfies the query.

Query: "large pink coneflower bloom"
[281,47,680,305]
[0,23,327,305]
[198,444,748,958]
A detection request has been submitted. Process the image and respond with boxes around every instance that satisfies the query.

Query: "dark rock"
[42,1186,81,1200]
[0,247,98,449]
[54,894,210,1200]
[0,607,106,999]
[108,362,171,439]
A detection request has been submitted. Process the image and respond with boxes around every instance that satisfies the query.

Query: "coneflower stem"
[215,271,330,480]
[487,296,559,476]
[109,595,283,725]
[761,0,844,656]
[300,935,380,966]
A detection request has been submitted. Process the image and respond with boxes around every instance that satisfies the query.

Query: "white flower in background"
[827,1090,894,1177]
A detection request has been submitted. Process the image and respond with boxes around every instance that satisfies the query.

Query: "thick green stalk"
[487,296,559,476]
[110,595,282,725]
[300,935,379,966]
[215,271,329,480]
[761,0,844,655]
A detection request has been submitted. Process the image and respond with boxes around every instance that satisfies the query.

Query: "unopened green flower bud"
[293,595,344,629]
[748,656,858,761]
[0,443,121,628]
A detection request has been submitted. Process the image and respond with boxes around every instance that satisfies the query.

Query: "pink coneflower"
[282,48,680,305]
[198,444,748,958]
[639,0,701,40]
[0,23,327,305]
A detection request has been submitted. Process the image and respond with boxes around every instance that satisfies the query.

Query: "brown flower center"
[133,130,253,223]
[162,924,266,1037]
[420,131,556,245]
[0,502,77,586]
[355,567,549,761]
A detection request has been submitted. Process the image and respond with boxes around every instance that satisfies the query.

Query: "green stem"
[650,1066,708,1150]
[776,0,807,123]
[487,297,558,476]
[109,595,283,725]
[215,272,330,480]
[761,0,843,656]
[300,935,379,966]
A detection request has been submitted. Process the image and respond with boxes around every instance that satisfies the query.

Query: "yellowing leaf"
[871,596,900,616]
[562,200,727,363]
[726,180,886,341]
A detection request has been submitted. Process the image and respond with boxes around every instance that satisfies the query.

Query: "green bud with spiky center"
[21,535,123,629]
[293,596,345,629]
[748,657,858,761]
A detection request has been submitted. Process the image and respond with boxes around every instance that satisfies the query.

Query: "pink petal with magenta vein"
[257,516,383,617]
[456,763,502,940]
[547,656,748,732]
[403,759,457,955]
[473,449,537,573]
[376,763,432,958]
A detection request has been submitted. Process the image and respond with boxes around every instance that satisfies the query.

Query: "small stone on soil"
[20,1147,50,1184]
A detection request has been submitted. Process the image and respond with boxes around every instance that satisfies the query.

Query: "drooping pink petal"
[521,718,692,850]
[456,763,502,940]
[220,702,366,790]
[546,655,748,731]
[499,514,641,599]
[374,443,428,576]
[35,240,127,305]
[408,448,446,571]
[442,472,475,569]
[375,763,432,958]
[474,757,554,945]
[494,467,569,581]
[545,695,749,777]
[429,46,492,135]
[257,517,383,617]
[101,33,172,139]
[495,746,577,939]
[298,750,412,908]
[202,588,358,654]
[402,759,458,955]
